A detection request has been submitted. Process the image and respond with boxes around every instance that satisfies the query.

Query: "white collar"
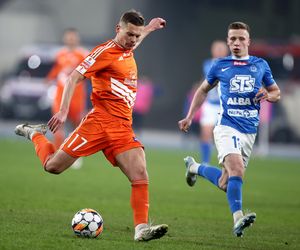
[231,55,250,60]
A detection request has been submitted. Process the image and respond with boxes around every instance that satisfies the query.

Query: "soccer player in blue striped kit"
[178,22,280,237]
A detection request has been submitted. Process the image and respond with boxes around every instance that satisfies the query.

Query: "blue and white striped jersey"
[206,55,275,133]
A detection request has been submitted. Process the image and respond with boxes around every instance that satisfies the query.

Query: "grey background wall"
[1,0,299,135]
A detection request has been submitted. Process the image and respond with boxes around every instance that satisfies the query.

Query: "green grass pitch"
[0,139,299,249]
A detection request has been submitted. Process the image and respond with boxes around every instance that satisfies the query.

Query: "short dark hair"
[64,27,78,33]
[228,22,250,34]
[120,10,145,26]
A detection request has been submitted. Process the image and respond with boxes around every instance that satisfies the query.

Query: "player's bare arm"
[254,83,281,103]
[178,80,214,132]
[48,70,85,133]
[133,17,166,50]
[266,83,280,102]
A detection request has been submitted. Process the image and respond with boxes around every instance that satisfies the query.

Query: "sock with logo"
[226,176,243,214]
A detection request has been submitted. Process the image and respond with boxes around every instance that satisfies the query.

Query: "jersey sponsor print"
[206,56,275,133]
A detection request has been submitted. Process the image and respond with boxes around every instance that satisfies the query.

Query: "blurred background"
[0,0,300,158]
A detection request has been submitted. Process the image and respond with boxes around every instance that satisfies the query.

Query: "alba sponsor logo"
[227,97,251,105]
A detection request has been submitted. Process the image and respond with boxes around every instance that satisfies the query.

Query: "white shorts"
[213,125,256,167]
[200,102,219,126]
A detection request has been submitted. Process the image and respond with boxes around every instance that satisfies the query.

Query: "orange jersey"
[76,40,138,122]
[47,46,89,84]
[47,47,89,118]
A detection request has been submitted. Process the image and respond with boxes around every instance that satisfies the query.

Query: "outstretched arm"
[178,80,214,132]
[47,70,85,133]
[133,17,166,50]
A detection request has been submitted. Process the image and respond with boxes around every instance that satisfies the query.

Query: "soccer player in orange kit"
[46,28,88,149]
[15,10,168,241]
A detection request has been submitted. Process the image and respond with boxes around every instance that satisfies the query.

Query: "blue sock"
[198,164,222,187]
[200,142,211,164]
[226,176,243,213]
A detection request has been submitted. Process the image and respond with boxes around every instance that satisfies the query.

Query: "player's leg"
[214,125,246,233]
[15,123,78,173]
[15,109,101,174]
[200,124,214,164]
[116,147,148,182]
[199,102,218,164]
[223,153,245,221]
[116,147,149,226]
[44,149,78,174]
[184,156,223,188]
[116,148,168,241]
[218,167,229,191]
[217,126,257,237]
[186,103,221,187]
[223,153,256,237]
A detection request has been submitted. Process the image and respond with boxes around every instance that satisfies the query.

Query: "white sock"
[233,210,244,224]
[135,223,148,234]
[189,163,199,174]
[30,131,37,141]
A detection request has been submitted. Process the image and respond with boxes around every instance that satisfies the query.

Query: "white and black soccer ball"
[71,208,104,238]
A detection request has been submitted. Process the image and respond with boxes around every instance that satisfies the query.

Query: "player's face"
[227,29,250,58]
[115,22,143,50]
[63,31,80,49]
[211,41,228,59]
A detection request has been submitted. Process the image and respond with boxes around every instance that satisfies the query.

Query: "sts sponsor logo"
[230,75,255,93]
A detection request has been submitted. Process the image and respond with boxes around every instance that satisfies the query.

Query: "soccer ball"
[71,208,104,238]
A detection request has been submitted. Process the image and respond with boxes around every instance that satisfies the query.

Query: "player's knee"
[44,162,63,175]
[230,167,245,177]
[226,163,245,177]
[136,166,148,179]
[128,164,148,181]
